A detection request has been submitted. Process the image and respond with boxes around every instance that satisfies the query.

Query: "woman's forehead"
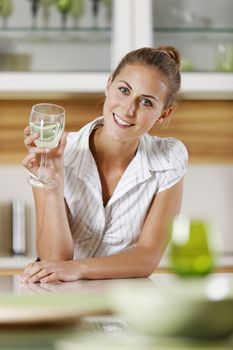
[113,64,167,96]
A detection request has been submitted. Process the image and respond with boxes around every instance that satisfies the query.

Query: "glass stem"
[39,153,47,180]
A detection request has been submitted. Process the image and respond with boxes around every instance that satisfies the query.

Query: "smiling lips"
[113,113,134,128]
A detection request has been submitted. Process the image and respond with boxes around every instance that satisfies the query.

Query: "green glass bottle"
[169,216,215,277]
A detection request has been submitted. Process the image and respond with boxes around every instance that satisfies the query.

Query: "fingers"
[56,132,67,156]
[28,269,54,283]
[22,152,36,166]
[20,260,79,284]
[24,126,30,137]
[20,261,44,282]
[20,261,60,283]
[24,126,40,150]
[39,273,61,283]
[20,261,48,282]
[21,152,39,174]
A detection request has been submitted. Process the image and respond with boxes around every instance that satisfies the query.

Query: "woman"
[21,46,188,283]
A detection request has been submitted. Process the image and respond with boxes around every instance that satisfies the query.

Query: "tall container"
[12,200,26,255]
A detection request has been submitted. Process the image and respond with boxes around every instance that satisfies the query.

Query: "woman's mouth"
[113,113,134,128]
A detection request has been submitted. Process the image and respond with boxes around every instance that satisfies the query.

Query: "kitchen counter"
[0,273,233,350]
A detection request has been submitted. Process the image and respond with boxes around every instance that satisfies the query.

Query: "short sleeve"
[157,138,188,193]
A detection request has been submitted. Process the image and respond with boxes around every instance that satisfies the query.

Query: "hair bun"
[157,45,181,69]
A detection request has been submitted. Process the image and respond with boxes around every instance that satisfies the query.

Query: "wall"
[1,98,233,163]
[182,164,233,264]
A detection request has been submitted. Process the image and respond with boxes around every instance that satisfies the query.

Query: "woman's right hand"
[22,126,67,184]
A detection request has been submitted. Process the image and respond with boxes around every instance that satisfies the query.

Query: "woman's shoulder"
[143,133,188,171]
[155,135,188,158]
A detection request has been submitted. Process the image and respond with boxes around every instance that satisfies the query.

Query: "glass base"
[27,175,57,189]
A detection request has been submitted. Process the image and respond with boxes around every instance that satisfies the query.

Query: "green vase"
[169,216,215,277]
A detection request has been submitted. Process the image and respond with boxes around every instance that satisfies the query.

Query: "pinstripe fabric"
[64,117,188,259]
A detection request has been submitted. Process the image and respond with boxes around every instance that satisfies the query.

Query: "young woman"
[21,46,188,283]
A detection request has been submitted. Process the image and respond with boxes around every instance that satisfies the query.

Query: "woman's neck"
[90,126,139,169]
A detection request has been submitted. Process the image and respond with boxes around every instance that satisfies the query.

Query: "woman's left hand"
[20,260,82,283]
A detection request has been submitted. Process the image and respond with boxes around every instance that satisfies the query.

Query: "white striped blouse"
[64,117,188,259]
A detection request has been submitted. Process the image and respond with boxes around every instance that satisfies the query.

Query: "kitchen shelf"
[180,72,233,99]
[154,27,233,33]
[0,72,108,95]
[1,25,227,33]
[0,26,111,32]
[0,72,232,100]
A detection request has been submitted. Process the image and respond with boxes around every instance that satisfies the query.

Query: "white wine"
[27,102,65,189]
[30,121,64,149]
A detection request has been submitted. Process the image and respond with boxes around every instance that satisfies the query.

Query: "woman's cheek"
[139,113,154,125]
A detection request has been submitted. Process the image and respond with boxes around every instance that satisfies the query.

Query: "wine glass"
[28,0,40,28]
[70,0,85,27]
[0,0,13,28]
[169,215,215,277]
[56,0,72,29]
[27,103,65,189]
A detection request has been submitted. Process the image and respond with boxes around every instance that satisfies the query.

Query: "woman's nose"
[123,100,136,117]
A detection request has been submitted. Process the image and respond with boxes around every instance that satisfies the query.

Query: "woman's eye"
[119,87,130,95]
[141,98,152,107]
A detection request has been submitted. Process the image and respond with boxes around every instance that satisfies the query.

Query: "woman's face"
[102,63,171,143]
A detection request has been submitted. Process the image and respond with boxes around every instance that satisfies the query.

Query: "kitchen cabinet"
[0,0,232,98]
[152,0,233,99]
[0,0,112,72]
[153,0,233,73]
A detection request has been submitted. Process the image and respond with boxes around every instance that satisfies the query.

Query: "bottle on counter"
[12,200,26,256]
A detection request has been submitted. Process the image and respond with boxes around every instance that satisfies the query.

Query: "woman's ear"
[105,75,113,96]
[156,106,173,124]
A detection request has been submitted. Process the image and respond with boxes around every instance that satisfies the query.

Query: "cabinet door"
[153,0,233,72]
[0,0,112,72]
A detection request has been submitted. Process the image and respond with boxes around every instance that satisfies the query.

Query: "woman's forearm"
[21,245,163,283]
[77,245,163,280]
[33,186,73,261]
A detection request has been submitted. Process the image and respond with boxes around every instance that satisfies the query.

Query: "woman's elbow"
[138,247,162,276]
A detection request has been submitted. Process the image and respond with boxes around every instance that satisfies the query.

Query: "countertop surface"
[0,273,232,350]
[0,272,232,295]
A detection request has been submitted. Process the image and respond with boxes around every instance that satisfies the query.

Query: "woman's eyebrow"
[119,80,132,89]
[142,94,158,102]
[119,80,158,101]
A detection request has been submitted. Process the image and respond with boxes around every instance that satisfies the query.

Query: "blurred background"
[0,0,232,269]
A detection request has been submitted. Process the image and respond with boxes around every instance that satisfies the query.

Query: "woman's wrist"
[75,259,89,280]
[43,169,64,193]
